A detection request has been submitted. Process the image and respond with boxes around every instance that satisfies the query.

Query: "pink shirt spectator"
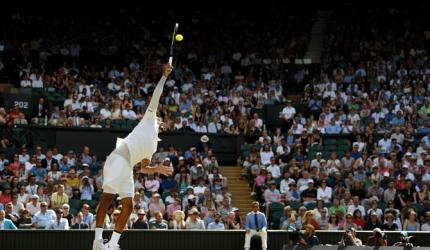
[166,204,181,220]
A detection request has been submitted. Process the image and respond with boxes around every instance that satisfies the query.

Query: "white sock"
[109,231,121,246]
[95,227,103,240]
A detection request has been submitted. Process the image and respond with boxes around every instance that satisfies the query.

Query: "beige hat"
[200,135,210,143]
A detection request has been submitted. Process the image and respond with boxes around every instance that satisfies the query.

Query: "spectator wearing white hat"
[185,208,205,229]
[26,194,41,216]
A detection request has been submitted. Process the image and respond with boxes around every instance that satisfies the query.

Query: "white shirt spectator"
[193,186,206,196]
[99,108,111,120]
[122,109,138,120]
[266,164,281,179]
[280,179,295,194]
[281,105,296,120]
[195,124,208,133]
[26,202,41,216]
[260,151,274,165]
[378,138,391,152]
[12,202,24,215]
[33,210,56,228]
[46,218,69,230]
[347,204,365,216]
[317,187,332,203]
[207,122,221,133]
[32,78,44,88]
[20,79,32,87]
[371,112,385,124]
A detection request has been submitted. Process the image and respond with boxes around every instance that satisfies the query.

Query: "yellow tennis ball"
[175,34,183,42]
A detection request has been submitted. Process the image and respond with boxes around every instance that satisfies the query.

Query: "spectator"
[51,184,69,209]
[62,204,74,226]
[46,208,69,230]
[244,201,267,250]
[364,211,383,230]
[403,210,420,231]
[0,209,17,229]
[383,212,399,231]
[17,209,33,229]
[298,224,319,246]
[185,208,205,229]
[207,212,225,230]
[81,204,94,226]
[132,210,148,229]
[366,228,387,246]
[32,201,55,229]
[170,210,186,230]
[149,211,168,229]
[339,227,362,246]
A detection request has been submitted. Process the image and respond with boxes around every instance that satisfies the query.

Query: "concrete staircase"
[305,10,332,63]
[220,166,255,215]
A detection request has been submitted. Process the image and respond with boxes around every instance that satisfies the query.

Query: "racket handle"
[168,56,173,65]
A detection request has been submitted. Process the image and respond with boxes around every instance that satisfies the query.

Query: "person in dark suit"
[33,97,49,118]
[41,150,58,169]
[71,212,89,229]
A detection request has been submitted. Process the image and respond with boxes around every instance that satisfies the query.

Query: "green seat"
[36,181,46,187]
[111,120,122,129]
[287,201,302,211]
[305,202,316,210]
[126,119,138,129]
[94,191,103,201]
[69,199,83,211]
[324,139,337,146]
[162,191,171,202]
[270,210,284,229]
[325,145,337,151]
[69,208,78,216]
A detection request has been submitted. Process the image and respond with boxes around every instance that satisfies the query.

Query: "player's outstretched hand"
[163,64,173,77]
[157,165,173,176]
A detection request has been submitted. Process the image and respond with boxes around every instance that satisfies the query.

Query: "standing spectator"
[46,208,69,230]
[244,201,267,250]
[280,100,296,131]
[80,176,94,201]
[0,209,17,229]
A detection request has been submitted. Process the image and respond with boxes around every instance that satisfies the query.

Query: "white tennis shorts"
[102,153,134,198]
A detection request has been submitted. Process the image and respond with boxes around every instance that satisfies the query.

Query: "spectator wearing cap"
[81,204,94,225]
[367,228,387,246]
[364,211,383,230]
[79,176,94,201]
[32,201,55,229]
[26,194,41,216]
[185,208,205,229]
[51,184,69,209]
[132,209,148,229]
[244,201,267,250]
[383,212,399,231]
[0,209,17,229]
[263,180,281,214]
[46,208,69,230]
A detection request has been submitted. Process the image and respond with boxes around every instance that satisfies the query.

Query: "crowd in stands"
[239,8,430,234]
[1,6,430,241]
[0,141,244,230]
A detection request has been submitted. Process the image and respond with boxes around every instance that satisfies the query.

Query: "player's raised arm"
[140,159,173,176]
[147,64,173,113]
